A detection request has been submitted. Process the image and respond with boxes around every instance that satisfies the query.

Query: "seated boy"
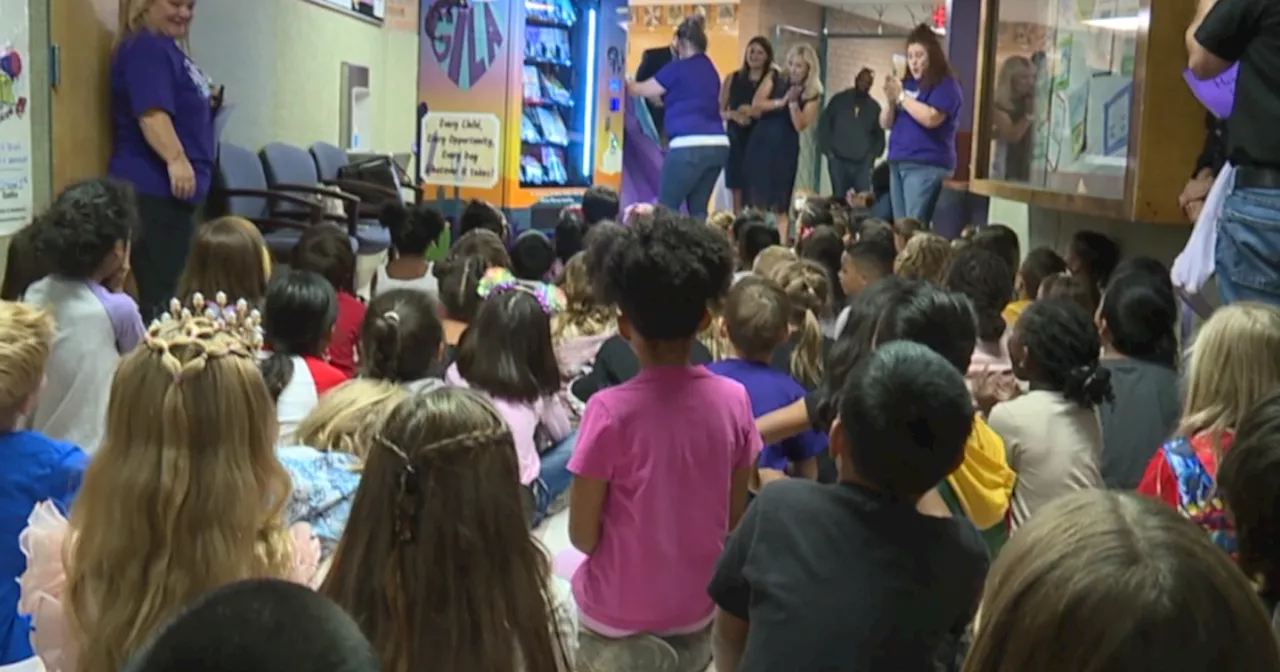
[708,278,825,491]
[709,340,988,671]
[0,301,88,665]
[834,239,895,336]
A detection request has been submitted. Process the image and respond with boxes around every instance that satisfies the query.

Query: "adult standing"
[990,56,1036,182]
[1186,0,1280,305]
[743,44,822,244]
[627,15,727,220]
[820,68,885,198]
[110,0,219,318]
[880,24,963,225]
[721,37,775,213]
[634,31,676,143]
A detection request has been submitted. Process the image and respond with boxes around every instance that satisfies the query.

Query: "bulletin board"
[304,0,387,23]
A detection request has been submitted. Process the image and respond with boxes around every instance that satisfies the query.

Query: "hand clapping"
[883,75,902,101]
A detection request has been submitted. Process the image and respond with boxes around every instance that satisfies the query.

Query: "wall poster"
[0,0,31,236]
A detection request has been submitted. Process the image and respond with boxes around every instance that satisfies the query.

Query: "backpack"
[1160,435,1236,555]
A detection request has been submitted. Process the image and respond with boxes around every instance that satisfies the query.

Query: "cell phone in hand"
[892,54,907,79]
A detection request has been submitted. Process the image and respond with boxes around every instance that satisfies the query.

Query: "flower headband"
[476,267,566,314]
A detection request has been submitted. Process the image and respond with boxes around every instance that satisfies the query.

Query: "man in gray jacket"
[819,68,886,198]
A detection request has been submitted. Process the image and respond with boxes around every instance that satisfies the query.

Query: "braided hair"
[1014,297,1113,409]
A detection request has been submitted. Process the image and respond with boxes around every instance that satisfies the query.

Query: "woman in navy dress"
[743,44,822,244]
[721,36,774,213]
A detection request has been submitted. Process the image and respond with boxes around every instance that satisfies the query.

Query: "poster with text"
[0,0,31,236]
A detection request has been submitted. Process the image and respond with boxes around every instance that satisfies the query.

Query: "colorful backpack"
[1161,435,1236,556]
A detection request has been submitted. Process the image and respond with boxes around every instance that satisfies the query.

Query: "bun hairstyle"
[945,246,1014,344]
[676,13,708,53]
[379,202,446,257]
[1015,297,1113,409]
[360,289,445,383]
[769,259,830,388]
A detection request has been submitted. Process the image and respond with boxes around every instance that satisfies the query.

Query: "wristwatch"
[897,91,907,106]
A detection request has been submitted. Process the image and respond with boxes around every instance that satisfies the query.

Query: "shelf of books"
[520,0,585,187]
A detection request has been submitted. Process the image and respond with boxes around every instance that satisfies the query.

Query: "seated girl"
[359,289,446,392]
[945,246,1014,397]
[553,252,616,381]
[19,301,318,672]
[373,202,446,299]
[262,270,348,442]
[290,225,365,377]
[176,216,271,309]
[320,387,577,672]
[446,268,574,526]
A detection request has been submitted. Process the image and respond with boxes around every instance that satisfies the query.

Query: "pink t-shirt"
[567,365,761,634]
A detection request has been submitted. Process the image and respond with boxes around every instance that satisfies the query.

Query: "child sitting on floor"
[262,270,349,442]
[709,278,825,492]
[372,202,446,299]
[1004,246,1065,326]
[359,289,445,392]
[291,225,365,377]
[176,216,272,309]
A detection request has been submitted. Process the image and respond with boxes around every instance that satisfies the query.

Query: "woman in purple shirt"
[626,14,728,220]
[110,0,219,318]
[880,24,963,225]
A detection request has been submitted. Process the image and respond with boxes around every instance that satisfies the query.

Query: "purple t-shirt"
[653,54,726,139]
[707,359,826,470]
[108,31,215,201]
[888,75,964,170]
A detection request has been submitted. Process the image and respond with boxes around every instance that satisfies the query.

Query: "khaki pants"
[576,626,711,672]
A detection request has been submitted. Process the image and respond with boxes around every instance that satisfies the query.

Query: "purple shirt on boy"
[654,54,726,139]
[108,31,215,202]
[707,359,826,471]
[888,75,964,170]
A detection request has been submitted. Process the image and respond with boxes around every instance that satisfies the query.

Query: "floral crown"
[150,292,265,351]
[476,267,565,315]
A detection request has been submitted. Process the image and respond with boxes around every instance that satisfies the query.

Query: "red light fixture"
[932,3,947,30]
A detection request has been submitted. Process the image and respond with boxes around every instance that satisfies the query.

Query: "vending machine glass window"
[520,0,599,188]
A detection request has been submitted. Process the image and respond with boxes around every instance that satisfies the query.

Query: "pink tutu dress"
[17,501,321,672]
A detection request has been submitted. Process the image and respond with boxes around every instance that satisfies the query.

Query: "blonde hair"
[786,44,823,100]
[1178,302,1280,452]
[894,232,952,284]
[699,313,732,362]
[119,0,191,51]
[769,259,829,388]
[67,314,294,672]
[552,252,614,341]
[177,217,272,306]
[0,301,54,422]
[965,490,1280,672]
[752,245,796,279]
[707,210,735,236]
[294,379,408,462]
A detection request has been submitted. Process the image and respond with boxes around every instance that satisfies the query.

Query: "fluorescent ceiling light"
[1082,15,1145,31]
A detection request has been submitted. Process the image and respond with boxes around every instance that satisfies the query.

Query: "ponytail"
[363,311,402,382]
[260,350,295,402]
[1063,363,1113,410]
[791,308,824,389]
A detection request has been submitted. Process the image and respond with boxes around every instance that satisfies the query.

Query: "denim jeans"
[828,156,873,197]
[1216,186,1280,306]
[889,161,951,224]
[659,144,729,220]
[530,430,578,528]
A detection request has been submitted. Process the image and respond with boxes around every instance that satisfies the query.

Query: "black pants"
[828,155,873,198]
[132,193,197,320]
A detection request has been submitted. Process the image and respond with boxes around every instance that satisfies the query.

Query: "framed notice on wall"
[305,0,386,23]
[0,0,32,235]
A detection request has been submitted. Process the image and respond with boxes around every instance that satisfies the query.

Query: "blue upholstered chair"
[260,142,391,255]
[215,141,344,261]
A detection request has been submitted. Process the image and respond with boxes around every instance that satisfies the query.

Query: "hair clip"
[383,310,401,324]
[476,267,566,315]
[375,434,418,543]
[150,292,264,351]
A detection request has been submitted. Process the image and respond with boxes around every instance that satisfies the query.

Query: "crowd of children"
[1,175,1280,672]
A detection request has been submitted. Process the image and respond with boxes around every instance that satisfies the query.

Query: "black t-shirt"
[570,334,714,401]
[1195,0,1280,166]
[708,479,989,672]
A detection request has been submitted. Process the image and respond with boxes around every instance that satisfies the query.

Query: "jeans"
[659,144,729,220]
[889,161,951,224]
[828,156,873,197]
[530,430,578,528]
[1216,186,1280,306]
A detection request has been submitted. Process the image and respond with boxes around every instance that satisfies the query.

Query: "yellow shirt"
[1002,299,1032,328]
[946,414,1017,529]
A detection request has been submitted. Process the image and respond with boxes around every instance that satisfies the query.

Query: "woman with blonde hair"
[321,387,577,672]
[894,232,952,284]
[285,379,409,555]
[19,300,318,672]
[990,55,1036,182]
[111,0,221,317]
[743,43,823,244]
[965,490,1280,672]
[176,216,272,307]
[1138,302,1280,552]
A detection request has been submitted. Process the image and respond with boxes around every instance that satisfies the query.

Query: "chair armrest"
[271,182,360,206]
[247,217,314,232]
[220,187,323,224]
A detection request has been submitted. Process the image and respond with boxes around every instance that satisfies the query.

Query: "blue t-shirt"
[653,53,726,139]
[108,31,215,201]
[708,359,826,471]
[888,75,963,170]
[0,431,87,664]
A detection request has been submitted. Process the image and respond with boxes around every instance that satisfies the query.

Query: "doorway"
[50,0,117,194]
